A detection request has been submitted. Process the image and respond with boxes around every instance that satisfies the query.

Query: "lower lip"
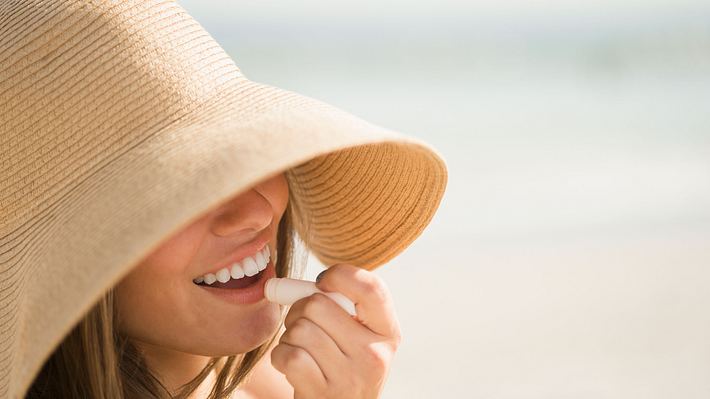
[196,260,276,305]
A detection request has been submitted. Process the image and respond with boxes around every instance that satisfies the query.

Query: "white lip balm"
[264,277,357,317]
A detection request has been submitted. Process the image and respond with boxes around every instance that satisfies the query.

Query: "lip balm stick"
[265,277,357,317]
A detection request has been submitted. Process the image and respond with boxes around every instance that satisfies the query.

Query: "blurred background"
[178,1,710,397]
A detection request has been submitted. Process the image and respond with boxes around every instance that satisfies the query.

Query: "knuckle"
[360,274,388,302]
[281,346,309,369]
[324,263,357,283]
[292,296,314,314]
[302,294,327,317]
[289,346,307,364]
[270,344,289,371]
[283,312,295,329]
[283,298,308,327]
[280,327,295,345]
[289,318,314,340]
[363,342,391,373]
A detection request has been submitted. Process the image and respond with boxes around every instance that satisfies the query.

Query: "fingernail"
[316,269,327,283]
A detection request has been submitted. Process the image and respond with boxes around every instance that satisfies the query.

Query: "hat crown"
[0,0,242,231]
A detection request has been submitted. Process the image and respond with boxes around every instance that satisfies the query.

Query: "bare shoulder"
[235,339,293,399]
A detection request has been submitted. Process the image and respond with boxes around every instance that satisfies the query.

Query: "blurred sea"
[180,1,710,397]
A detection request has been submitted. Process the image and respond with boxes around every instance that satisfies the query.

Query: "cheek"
[114,224,204,341]
[114,278,196,352]
[113,266,187,341]
[115,273,282,355]
[113,230,282,355]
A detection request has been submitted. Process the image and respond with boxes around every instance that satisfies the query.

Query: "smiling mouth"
[194,243,273,286]
[195,267,267,289]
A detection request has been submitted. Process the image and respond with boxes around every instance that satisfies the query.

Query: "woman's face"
[115,172,289,357]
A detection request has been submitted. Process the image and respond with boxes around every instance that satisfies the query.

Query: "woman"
[28,172,404,398]
[1,1,447,398]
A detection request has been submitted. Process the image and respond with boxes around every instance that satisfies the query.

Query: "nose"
[210,188,273,237]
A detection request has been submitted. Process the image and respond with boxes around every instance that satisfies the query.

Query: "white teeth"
[255,251,267,271]
[196,245,271,284]
[216,268,231,283]
[263,246,271,264]
[242,256,259,276]
[230,262,245,279]
[204,273,217,285]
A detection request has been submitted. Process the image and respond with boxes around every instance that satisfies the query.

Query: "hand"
[270,264,402,399]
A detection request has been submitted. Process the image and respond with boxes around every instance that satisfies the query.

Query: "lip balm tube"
[264,277,357,317]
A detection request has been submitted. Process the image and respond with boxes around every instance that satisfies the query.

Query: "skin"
[114,171,402,398]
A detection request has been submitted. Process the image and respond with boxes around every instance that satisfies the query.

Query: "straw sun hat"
[0,0,447,397]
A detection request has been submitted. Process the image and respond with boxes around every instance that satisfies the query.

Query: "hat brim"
[18,79,447,394]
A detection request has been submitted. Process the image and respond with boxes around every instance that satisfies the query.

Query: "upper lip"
[195,228,272,278]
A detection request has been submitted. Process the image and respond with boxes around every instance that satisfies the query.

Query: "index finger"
[315,263,401,339]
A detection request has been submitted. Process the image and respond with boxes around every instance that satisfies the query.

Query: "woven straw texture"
[0,0,448,397]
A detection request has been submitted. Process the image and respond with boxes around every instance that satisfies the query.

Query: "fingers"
[271,342,326,397]
[284,292,372,357]
[272,299,352,397]
[279,315,347,380]
[315,264,402,341]
[273,265,402,398]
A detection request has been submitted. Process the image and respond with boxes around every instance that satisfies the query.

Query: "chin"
[194,328,279,357]
[223,303,282,355]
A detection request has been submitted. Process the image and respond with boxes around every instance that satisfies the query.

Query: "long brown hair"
[27,198,307,398]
